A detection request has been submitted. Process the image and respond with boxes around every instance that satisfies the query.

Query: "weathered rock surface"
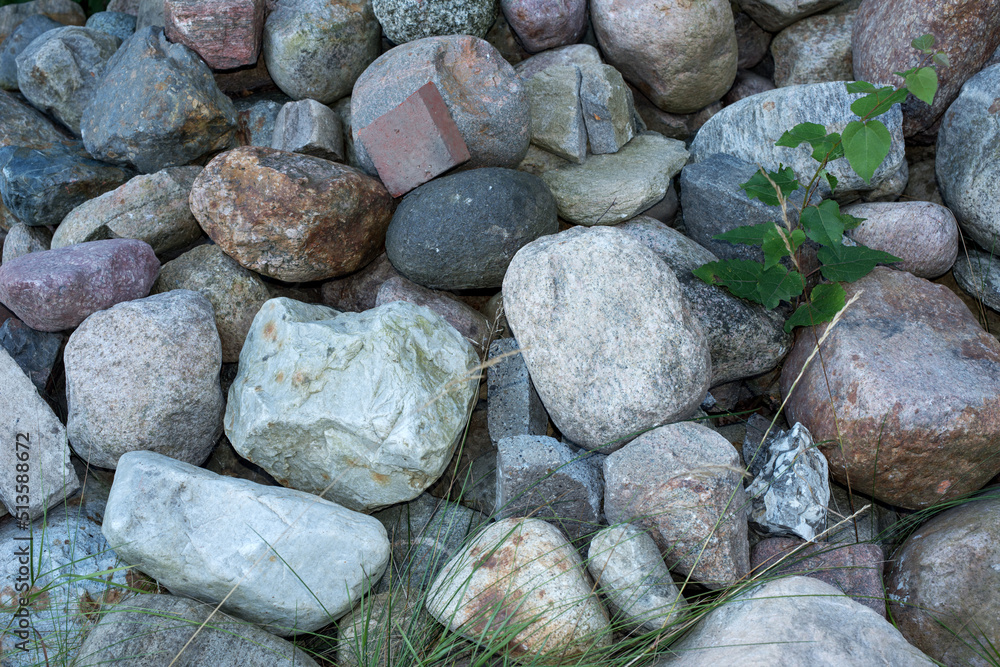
[603,422,749,588]
[0,0,85,44]
[225,298,479,512]
[374,0,497,44]
[772,12,853,87]
[320,252,402,313]
[580,63,637,155]
[0,87,71,150]
[524,65,586,163]
[0,14,61,90]
[501,0,585,53]
[781,267,1000,509]
[739,0,841,32]
[514,42,601,81]
[734,11,770,69]
[842,201,958,278]
[723,69,776,105]
[65,290,223,469]
[0,316,63,391]
[164,0,265,70]
[487,337,547,446]
[1,222,50,263]
[270,98,344,161]
[954,249,1000,314]
[336,590,435,667]
[375,276,491,355]
[190,146,394,282]
[84,10,136,41]
[102,451,390,635]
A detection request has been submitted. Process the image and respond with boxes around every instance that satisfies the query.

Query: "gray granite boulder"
[270,98,344,161]
[0,85,71,150]
[65,290,224,469]
[514,43,602,81]
[0,14,61,90]
[524,65,586,163]
[84,10,136,41]
[579,63,637,155]
[102,451,390,635]
[374,0,496,44]
[0,0,84,44]
[225,298,479,512]
[772,12,854,88]
[1,222,50,263]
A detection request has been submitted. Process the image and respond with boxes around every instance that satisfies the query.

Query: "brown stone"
[852,0,1000,141]
[734,11,770,70]
[189,147,394,282]
[319,253,401,312]
[500,0,587,53]
[780,267,1000,509]
[212,53,275,94]
[842,201,959,279]
[164,0,265,69]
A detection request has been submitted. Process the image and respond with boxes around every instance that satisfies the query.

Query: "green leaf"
[800,200,847,247]
[740,166,799,207]
[762,227,805,270]
[693,260,804,309]
[784,283,847,333]
[905,67,938,106]
[713,222,776,247]
[845,81,878,94]
[841,212,865,230]
[817,244,901,282]
[842,119,892,184]
[911,34,934,52]
[933,52,950,68]
[822,170,839,193]
[775,123,827,148]
[850,86,909,119]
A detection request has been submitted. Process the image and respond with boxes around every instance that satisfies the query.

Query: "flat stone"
[0,345,78,520]
[603,422,750,588]
[500,0,585,52]
[189,146,394,282]
[225,298,479,512]
[514,43,601,81]
[65,290,224,469]
[351,35,529,175]
[153,243,270,363]
[0,316,63,392]
[738,0,841,31]
[772,12,854,87]
[503,226,710,451]
[75,594,320,666]
[271,98,344,162]
[0,144,132,227]
[164,0,264,69]
[540,132,688,226]
[101,451,390,635]
[579,63,636,155]
[0,239,159,332]
[495,435,603,544]
[385,167,556,290]
[0,14,61,90]
[591,0,736,114]
[15,26,119,135]
[84,10,136,41]
[486,337,547,446]
[263,0,380,103]
[52,166,203,257]
[842,201,958,279]
[1,222,50,263]
[524,65,586,163]
[81,27,237,173]
[781,267,1000,509]
[426,517,611,661]
[374,0,496,45]
[0,0,85,44]
[587,524,687,633]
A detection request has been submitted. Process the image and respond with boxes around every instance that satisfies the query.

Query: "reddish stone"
[164,0,265,70]
[357,82,470,197]
[0,239,159,332]
[213,53,275,94]
[500,0,587,53]
[751,537,887,617]
[320,254,402,313]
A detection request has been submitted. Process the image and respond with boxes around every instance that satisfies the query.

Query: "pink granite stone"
[164,0,265,70]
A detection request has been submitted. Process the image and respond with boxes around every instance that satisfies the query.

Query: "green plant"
[693,34,949,334]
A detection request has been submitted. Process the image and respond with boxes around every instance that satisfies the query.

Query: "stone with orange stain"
[781,267,1000,510]
[426,518,610,662]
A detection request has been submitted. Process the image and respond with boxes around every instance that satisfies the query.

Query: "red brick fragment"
[164,0,265,70]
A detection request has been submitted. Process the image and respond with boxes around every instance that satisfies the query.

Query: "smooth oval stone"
[263,0,380,103]
[0,0,85,44]
[842,201,958,279]
[190,146,394,282]
[84,10,136,41]
[500,0,586,53]
[385,167,556,290]
[0,238,159,332]
[81,26,237,173]
[0,14,61,90]
[352,35,529,175]
[374,0,496,44]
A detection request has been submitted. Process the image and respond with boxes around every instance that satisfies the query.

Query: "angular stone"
[329,95,358,168]
[0,346,78,520]
[1,222,50,263]
[426,518,611,661]
[153,243,270,363]
[587,524,687,633]
[842,201,958,279]
[52,166,204,257]
[501,0,585,53]
[233,96,283,148]
[320,252,402,313]
[781,267,1000,509]
[225,298,479,512]
[65,290,223,469]
[135,0,163,30]
[0,0,85,44]
[487,337,547,447]
[954,250,1000,314]
[0,144,132,227]
[738,0,841,32]
[356,82,471,196]
[772,12,854,88]
[591,0,737,114]
[751,537,887,617]
[0,239,159,332]
[385,167,556,290]
[746,423,830,541]
[164,0,264,69]
[514,43,601,81]
[603,422,749,588]
[271,98,344,162]
[0,317,63,392]
[524,65,586,163]
[690,82,907,203]
[75,594,320,666]
[503,226,710,451]
[81,27,237,173]
[84,10,136,41]
[734,11,770,69]
[495,435,603,544]
[190,146,394,282]
[0,87,71,150]
[352,35,529,175]
[15,26,119,136]
[886,495,1000,665]
[374,0,496,45]
[853,0,1000,140]
[541,133,688,226]
[0,14,61,90]
[659,577,933,665]
[263,0,380,103]
[102,450,390,635]
[936,64,1000,251]
[579,63,636,155]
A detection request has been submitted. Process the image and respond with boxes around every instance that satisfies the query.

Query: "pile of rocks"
[2,0,1000,664]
